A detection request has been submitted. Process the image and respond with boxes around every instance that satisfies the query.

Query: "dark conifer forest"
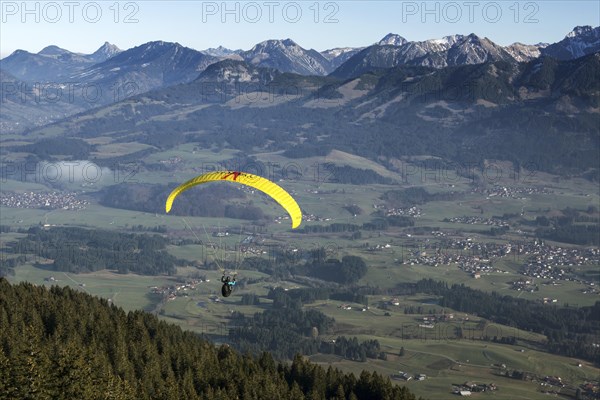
[0,279,419,400]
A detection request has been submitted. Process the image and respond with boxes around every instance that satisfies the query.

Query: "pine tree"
[359,347,367,362]
[18,323,53,400]
[289,382,305,400]
[180,369,197,399]
[0,347,10,398]
[334,384,346,400]
[51,341,96,399]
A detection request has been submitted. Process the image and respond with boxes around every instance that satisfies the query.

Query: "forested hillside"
[0,279,419,400]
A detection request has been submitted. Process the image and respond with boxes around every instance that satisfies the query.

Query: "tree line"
[395,279,600,364]
[382,187,462,207]
[229,287,383,363]
[304,255,368,285]
[13,137,94,160]
[237,253,369,285]
[8,226,180,275]
[320,337,387,363]
[323,164,394,185]
[228,306,334,360]
[532,207,600,245]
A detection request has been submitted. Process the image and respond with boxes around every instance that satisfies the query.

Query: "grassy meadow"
[2,145,599,399]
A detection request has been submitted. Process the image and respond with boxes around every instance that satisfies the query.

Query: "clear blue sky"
[1,1,598,58]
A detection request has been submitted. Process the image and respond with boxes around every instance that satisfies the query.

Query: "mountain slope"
[87,41,122,63]
[201,45,243,58]
[332,34,514,79]
[332,27,600,80]
[321,47,364,70]
[0,279,418,400]
[74,41,218,88]
[22,53,599,177]
[541,25,600,60]
[320,33,409,72]
[195,59,282,84]
[504,43,541,62]
[0,69,89,133]
[4,27,597,134]
[0,42,121,81]
[378,33,408,46]
[0,49,89,81]
[146,59,286,105]
[0,42,218,132]
[241,39,332,75]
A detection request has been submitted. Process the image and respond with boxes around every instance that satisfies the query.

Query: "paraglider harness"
[220,275,236,297]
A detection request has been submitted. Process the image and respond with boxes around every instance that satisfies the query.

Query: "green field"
[302,294,598,399]
[2,146,599,399]
[8,263,173,311]
[10,259,596,399]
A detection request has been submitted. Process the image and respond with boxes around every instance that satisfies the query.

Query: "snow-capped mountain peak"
[201,45,241,58]
[241,39,331,75]
[332,32,514,79]
[542,25,600,60]
[504,42,541,62]
[566,25,597,38]
[378,33,408,46]
[321,47,364,69]
[250,39,297,53]
[88,42,121,62]
[427,35,465,47]
[322,47,356,60]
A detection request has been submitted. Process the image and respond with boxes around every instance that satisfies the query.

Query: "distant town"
[1,191,88,211]
[403,238,600,295]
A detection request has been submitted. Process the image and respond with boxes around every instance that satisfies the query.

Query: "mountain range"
[541,25,600,60]
[2,26,598,177]
[11,47,598,177]
[3,26,597,82]
[0,42,121,81]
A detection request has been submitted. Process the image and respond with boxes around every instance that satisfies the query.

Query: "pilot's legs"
[221,283,233,297]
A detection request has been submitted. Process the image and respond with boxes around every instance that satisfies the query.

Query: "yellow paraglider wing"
[165,171,302,229]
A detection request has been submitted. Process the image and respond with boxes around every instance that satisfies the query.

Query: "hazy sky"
[1,1,598,58]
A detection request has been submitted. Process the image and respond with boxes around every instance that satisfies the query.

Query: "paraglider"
[165,170,302,229]
[165,170,302,297]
